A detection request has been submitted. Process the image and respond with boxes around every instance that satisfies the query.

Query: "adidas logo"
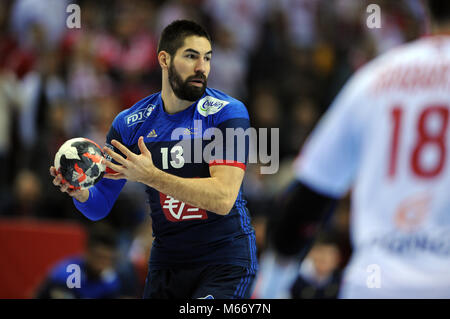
[147,129,157,138]
[183,127,198,135]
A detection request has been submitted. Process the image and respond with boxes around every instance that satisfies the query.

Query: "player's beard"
[168,62,207,102]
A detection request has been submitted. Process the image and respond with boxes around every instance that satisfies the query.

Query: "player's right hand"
[49,166,89,202]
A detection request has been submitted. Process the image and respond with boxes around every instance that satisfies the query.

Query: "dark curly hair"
[157,20,211,56]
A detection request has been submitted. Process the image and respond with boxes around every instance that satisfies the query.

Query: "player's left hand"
[102,136,157,184]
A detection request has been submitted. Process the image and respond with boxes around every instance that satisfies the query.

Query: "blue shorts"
[143,264,256,299]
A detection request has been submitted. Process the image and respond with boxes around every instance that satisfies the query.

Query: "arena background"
[0,0,427,298]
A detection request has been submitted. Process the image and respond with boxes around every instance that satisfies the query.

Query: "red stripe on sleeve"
[106,167,117,174]
[209,160,246,171]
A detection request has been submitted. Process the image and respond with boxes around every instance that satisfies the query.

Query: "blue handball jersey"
[74,88,258,271]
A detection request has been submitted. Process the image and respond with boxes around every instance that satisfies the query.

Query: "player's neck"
[160,89,193,114]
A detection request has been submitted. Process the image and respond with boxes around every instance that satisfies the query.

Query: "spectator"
[34,223,139,299]
[1,169,44,218]
[207,26,248,100]
[284,97,320,156]
[290,232,343,299]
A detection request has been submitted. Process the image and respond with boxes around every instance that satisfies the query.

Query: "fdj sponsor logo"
[126,104,155,126]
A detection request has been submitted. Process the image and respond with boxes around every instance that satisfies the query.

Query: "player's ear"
[158,51,171,70]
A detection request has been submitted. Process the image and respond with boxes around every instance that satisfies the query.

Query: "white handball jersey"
[294,35,450,298]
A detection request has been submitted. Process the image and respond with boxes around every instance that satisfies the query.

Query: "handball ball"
[54,137,106,190]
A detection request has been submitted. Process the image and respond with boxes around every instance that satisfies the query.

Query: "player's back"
[345,36,450,298]
[296,35,450,298]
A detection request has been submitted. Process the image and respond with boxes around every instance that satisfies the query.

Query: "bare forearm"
[144,169,235,215]
[102,138,242,215]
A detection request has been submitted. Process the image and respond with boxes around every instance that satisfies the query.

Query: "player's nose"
[194,58,208,74]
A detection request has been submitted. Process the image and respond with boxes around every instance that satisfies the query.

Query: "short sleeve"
[206,101,250,170]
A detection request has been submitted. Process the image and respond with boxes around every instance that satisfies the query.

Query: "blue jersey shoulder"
[111,93,160,144]
[109,89,249,143]
[199,88,249,124]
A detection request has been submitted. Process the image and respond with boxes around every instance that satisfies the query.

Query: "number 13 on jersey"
[161,146,185,169]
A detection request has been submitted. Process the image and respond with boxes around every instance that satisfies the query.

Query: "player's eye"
[204,56,211,62]
[185,54,197,59]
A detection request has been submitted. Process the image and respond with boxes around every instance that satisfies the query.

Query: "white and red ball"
[54,137,106,190]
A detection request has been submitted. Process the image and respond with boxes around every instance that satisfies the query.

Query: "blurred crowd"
[0,0,427,298]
